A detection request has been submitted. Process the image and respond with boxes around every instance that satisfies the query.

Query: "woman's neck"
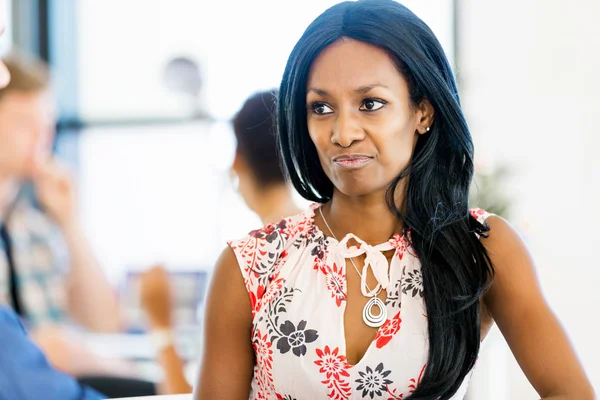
[253,185,301,225]
[322,190,403,245]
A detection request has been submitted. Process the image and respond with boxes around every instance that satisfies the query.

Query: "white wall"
[459,0,600,397]
[77,121,262,285]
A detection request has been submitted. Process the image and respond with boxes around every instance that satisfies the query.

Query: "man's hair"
[0,51,50,101]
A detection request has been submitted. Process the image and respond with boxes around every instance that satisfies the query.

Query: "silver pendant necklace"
[319,206,388,328]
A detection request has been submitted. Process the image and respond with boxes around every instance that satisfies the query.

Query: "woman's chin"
[333,182,384,198]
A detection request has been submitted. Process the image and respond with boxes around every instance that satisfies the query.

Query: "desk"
[83,331,201,361]
[82,332,201,383]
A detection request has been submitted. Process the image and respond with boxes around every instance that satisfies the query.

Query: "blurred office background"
[1,0,598,397]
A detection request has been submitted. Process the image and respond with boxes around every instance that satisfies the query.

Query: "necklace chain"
[318,206,383,297]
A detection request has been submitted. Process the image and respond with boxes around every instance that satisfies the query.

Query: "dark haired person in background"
[139,89,301,395]
[231,89,301,225]
[195,1,593,399]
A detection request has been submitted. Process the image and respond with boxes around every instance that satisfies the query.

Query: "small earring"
[426,127,431,132]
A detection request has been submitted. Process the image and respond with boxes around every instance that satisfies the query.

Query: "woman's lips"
[332,154,373,169]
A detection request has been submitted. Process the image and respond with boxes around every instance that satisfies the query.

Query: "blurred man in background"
[0,4,106,398]
[0,52,130,377]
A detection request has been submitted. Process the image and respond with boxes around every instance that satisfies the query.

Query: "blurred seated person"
[0,17,104,399]
[0,306,106,399]
[0,21,108,400]
[231,89,301,224]
[0,52,130,377]
[140,265,192,395]
[138,89,299,394]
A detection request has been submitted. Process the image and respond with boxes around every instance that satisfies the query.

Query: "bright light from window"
[76,0,454,122]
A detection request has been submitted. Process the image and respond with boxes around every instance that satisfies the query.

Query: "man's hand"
[33,158,78,229]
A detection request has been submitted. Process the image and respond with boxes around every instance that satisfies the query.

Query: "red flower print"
[253,330,274,371]
[315,346,351,399]
[408,364,426,392]
[285,214,311,238]
[470,208,486,219]
[230,216,293,319]
[386,385,405,399]
[313,255,327,272]
[325,263,347,307]
[248,284,266,317]
[230,236,270,282]
[253,330,275,396]
[374,312,402,349]
[254,362,273,395]
[315,346,351,381]
[326,379,352,400]
[248,292,259,318]
[386,364,426,399]
[261,276,285,307]
[389,234,408,260]
[257,285,266,301]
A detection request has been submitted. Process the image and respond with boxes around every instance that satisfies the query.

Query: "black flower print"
[262,286,299,343]
[311,243,325,260]
[386,279,402,309]
[294,222,328,252]
[276,395,297,400]
[355,363,393,399]
[401,266,424,298]
[264,221,286,243]
[250,219,288,243]
[276,320,319,357]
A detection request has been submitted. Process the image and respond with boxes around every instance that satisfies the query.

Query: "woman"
[136,90,300,396]
[231,89,301,225]
[196,1,594,399]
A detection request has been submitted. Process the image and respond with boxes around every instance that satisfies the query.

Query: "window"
[72,0,455,122]
[62,0,456,284]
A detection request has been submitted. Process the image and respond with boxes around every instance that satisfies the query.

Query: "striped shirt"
[0,194,69,328]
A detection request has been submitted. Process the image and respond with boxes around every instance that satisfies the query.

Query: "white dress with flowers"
[228,203,491,400]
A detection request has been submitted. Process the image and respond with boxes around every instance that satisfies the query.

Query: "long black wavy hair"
[277,1,494,399]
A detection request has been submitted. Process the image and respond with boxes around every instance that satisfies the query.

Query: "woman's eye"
[360,99,386,111]
[310,103,334,115]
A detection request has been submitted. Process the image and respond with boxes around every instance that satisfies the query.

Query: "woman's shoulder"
[228,205,317,251]
[469,207,494,225]
[469,210,524,267]
[225,206,317,303]
[228,205,316,266]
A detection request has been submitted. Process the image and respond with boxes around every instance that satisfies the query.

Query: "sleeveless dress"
[228,203,491,400]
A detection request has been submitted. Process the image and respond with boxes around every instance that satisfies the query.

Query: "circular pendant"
[362,297,388,328]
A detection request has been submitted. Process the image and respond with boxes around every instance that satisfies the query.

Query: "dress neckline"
[306,202,409,251]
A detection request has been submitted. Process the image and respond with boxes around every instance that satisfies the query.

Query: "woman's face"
[306,38,433,198]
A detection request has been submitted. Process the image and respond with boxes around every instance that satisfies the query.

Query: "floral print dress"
[228,204,491,400]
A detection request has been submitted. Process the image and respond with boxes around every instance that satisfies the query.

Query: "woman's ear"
[232,150,243,172]
[416,99,435,134]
